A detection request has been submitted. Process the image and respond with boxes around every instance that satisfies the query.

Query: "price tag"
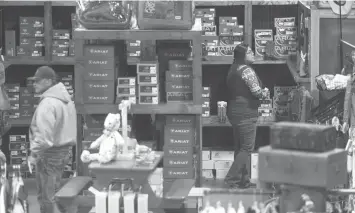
[152,87,158,94]
[152,97,158,104]
[151,77,157,84]
[130,88,136,95]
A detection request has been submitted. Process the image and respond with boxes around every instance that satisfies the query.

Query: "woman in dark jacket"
[225,43,269,188]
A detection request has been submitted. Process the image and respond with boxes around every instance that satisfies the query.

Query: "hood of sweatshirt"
[40,82,72,103]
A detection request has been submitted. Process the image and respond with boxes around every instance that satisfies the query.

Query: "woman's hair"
[233,43,249,65]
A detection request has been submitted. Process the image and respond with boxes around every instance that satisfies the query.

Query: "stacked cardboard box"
[83,45,115,104]
[17,17,45,57]
[137,63,159,105]
[126,40,141,62]
[254,29,273,60]
[52,29,71,57]
[202,87,210,117]
[165,60,193,103]
[196,8,217,58]
[57,72,74,98]
[5,84,20,119]
[117,77,137,104]
[163,115,195,196]
[273,86,296,121]
[8,134,29,178]
[217,17,243,58]
[274,17,297,59]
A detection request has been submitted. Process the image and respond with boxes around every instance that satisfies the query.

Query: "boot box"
[83,80,115,104]
[258,146,347,188]
[163,168,195,179]
[165,115,195,126]
[137,63,158,75]
[164,125,195,146]
[165,81,193,93]
[84,58,115,81]
[163,146,193,158]
[163,156,194,168]
[168,60,193,72]
[84,45,114,58]
[270,122,337,152]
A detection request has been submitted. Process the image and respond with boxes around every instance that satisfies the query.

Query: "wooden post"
[244,2,253,47]
[44,2,52,62]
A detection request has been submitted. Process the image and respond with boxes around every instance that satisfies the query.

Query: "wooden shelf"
[203,115,274,127]
[195,1,248,6]
[74,29,201,41]
[286,57,311,83]
[50,57,75,65]
[252,0,298,5]
[76,103,202,114]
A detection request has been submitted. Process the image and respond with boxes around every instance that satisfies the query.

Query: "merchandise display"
[2,1,355,213]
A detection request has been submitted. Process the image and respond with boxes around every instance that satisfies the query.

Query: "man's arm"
[30,101,56,156]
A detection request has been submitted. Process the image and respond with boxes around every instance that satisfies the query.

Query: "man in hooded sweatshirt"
[27,66,77,213]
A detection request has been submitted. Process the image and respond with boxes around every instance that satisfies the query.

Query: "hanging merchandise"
[76,0,133,29]
[137,1,194,30]
[288,86,313,122]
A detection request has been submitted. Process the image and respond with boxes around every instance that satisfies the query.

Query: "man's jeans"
[35,151,70,213]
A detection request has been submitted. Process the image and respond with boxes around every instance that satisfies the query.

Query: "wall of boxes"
[254,17,297,60]
[5,15,76,57]
[196,8,244,60]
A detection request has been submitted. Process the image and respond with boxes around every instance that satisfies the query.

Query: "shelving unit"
[73,29,203,187]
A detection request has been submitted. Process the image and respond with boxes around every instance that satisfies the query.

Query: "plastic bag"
[76,0,133,29]
[0,62,10,111]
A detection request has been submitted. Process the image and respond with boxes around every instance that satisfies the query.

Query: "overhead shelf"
[74,29,201,41]
[286,57,311,83]
[0,1,76,6]
[8,118,31,127]
[4,57,75,67]
[76,103,202,115]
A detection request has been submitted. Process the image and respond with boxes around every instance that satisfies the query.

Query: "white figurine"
[216,201,226,213]
[237,201,245,213]
[227,202,236,213]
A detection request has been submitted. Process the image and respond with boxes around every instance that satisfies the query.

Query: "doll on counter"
[216,201,226,213]
[201,200,216,213]
[227,202,236,213]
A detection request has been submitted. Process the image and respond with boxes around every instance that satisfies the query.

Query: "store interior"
[0,1,355,213]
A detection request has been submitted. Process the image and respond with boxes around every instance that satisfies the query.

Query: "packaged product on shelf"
[53,29,70,40]
[202,26,217,36]
[117,77,136,87]
[84,45,114,57]
[255,46,266,58]
[84,58,115,80]
[164,146,193,158]
[202,160,214,170]
[140,40,156,61]
[116,87,136,97]
[202,87,210,98]
[274,45,297,59]
[19,17,44,27]
[214,160,233,170]
[274,35,297,46]
[116,96,136,105]
[137,63,158,75]
[218,45,236,56]
[219,25,243,36]
[17,46,43,57]
[52,47,68,57]
[10,156,27,165]
[126,40,141,61]
[163,156,193,168]
[202,106,210,117]
[10,150,28,158]
[202,36,219,46]
[166,82,192,93]
[52,39,69,48]
[19,26,44,38]
[219,36,243,46]
[5,30,16,56]
[163,167,195,179]
[254,29,273,40]
[9,135,27,143]
[195,8,215,18]
[9,142,29,151]
[274,17,296,28]
[204,46,219,56]
[164,125,194,145]
[201,17,215,26]
[139,84,159,95]
[166,115,195,126]
[166,92,193,102]
[211,151,234,161]
[165,71,193,82]
[137,74,158,84]
[169,60,192,72]
[138,94,159,105]
[83,81,115,104]
[219,17,238,26]
[137,1,193,30]
[202,150,211,161]
[275,26,297,36]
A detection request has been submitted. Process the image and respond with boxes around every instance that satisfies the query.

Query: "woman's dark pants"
[224,101,258,186]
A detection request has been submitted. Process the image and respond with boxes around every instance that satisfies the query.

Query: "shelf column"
[44,2,53,62]
[244,2,253,47]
